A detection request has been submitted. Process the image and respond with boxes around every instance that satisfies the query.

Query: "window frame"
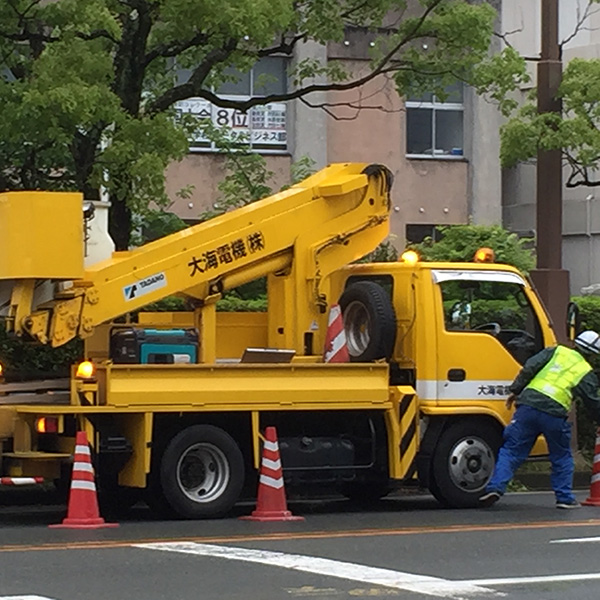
[405,91,465,160]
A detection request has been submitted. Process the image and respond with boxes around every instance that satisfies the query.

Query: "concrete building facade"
[164,7,505,251]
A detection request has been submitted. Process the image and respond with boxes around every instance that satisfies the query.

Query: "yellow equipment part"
[2,164,392,351]
[0,191,83,280]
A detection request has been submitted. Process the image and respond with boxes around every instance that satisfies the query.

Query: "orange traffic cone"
[583,427,600,507]
[49,431,118,529]
[240,426,304,522]
[323,304,349,363]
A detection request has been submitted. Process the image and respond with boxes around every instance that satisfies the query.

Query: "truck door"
[422,268,550,508]
[431,269,546,404]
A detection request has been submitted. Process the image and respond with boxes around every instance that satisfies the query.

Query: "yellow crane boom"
[0,163,392,349]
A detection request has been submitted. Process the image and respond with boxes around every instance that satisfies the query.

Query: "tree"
[501,57,600,188]
[0,0,527,249]
[500,1,600,189]
[411,224,535,274]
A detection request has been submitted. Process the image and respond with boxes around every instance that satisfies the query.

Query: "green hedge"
[571,296,600,458]
[0,328,82,382]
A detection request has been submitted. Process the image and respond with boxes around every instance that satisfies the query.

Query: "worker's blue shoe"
[479,491,501,507]
[556,500,581,509]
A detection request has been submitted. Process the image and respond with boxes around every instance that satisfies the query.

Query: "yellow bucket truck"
[0,163,555,518]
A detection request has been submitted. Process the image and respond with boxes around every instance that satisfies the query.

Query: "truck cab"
[330,258,555,507]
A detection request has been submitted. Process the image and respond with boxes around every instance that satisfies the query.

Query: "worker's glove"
[505,393,517,410]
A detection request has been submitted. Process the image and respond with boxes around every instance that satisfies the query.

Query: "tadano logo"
[123,272,167,301]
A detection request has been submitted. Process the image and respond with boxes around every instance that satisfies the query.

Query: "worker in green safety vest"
[480,330,600,509]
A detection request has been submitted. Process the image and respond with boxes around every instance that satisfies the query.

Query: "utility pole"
[530,0,569,343]
[532,0,582,456]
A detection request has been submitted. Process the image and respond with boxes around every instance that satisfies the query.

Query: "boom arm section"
[1,163,392,347]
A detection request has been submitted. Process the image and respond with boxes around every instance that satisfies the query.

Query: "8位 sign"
[175,97,287,151]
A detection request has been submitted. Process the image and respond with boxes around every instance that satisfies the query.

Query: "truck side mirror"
[566,302,580,341]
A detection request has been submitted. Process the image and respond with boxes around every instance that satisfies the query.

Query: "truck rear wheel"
[159,425,244,519]
[429,420,501,508]
[338,281,396,362]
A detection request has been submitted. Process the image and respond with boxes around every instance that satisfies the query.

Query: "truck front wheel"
[159,425,244,519]
[429,421,501,508]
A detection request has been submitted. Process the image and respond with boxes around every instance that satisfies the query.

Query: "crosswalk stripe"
[135,542,499,598]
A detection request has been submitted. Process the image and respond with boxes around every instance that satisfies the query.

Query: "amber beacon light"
[400,250,420,265]
[474,247,495,263]
[76,360,96,380]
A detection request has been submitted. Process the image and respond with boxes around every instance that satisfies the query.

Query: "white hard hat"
[574,330,600,354]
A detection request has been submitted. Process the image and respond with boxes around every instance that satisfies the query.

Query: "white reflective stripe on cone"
[71,480,97,492]
[329,332,346,353]
[75,445,91,456]
[591,473,600,484]
[262,457,281,470]
[263,440,279,452]
[73,462,94,473]
[259,474,284,489]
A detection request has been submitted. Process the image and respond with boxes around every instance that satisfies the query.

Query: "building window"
[405,84,464,158]
[174,57,288,154]
[405,224,441,244]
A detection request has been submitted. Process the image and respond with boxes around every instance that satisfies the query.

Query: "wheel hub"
[176,443,230,503]
[448,437,494,491]
[344,300,371,357]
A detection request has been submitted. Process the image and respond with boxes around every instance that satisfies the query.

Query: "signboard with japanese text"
[175,97,287,152]
[188,231,265,277]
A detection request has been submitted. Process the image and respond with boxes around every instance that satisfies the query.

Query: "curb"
[515,471,591,491]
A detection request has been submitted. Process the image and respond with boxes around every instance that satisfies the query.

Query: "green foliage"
[198,123,274,220]
[290,155,317,185]
[572,295,600,336]
[360,238,399,263]
[140,296,190,313]
[411,224,535,274]
[559,295,600,458]
[0,0,527,250]
[0,328,82,381]
[501,57,600,187]
[132,210,188,246]
[216,294,268,312]
[391,3,529,115]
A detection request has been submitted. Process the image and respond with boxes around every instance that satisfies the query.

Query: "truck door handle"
[447,368,466,382]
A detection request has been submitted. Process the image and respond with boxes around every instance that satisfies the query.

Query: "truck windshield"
[438,277,544,365]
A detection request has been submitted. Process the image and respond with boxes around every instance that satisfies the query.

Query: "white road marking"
[550,536,600,544]
[0,596,56,600]
[462,573,600,586]
[135,542,500,598]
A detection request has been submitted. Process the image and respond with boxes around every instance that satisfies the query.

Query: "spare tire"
[338,281,396,362]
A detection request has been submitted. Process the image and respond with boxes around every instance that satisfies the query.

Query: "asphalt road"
[0,490,599,600]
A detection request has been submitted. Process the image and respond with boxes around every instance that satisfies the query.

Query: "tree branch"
[561,0,600,48]
[149,0,444,114]
[565,151,600,187]
[299,75,404,121]
[145,30,210,65]
[257,33,306,57]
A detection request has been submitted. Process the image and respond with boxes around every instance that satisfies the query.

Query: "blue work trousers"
[486,404,575,504]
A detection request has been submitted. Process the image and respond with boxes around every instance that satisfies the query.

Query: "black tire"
[159,425,244,519]
[338,281,396,362]
[429,420,502,508]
